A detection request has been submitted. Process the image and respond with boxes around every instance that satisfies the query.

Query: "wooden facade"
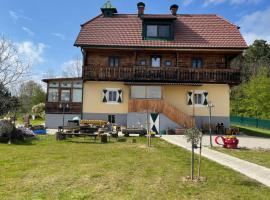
[83,49,241,84]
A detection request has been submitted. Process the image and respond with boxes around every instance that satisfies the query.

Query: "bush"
[0,120,35,143]
[0,120,15,142]
[32,103,45,119]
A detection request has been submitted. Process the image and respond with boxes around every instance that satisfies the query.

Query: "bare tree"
[0,35,30,86]
[61,56,82,78]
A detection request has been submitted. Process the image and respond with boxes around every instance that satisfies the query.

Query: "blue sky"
[1,0,270,83]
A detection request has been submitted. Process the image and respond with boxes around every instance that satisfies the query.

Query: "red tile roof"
[74,14,247,49]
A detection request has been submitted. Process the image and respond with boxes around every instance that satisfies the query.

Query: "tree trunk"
[191,142,194,180]
[198,135,202,178]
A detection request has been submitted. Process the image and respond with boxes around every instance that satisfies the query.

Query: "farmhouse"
[43,2,247,133]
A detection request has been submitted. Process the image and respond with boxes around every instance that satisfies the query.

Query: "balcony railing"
[83,65,241,84]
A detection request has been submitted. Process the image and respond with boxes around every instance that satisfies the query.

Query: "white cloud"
[16,41,46,65]
[9,10,32,22]
[51,33,66,40]
[22,27,34,36]
[238,7,270,44]
[203,0,261,6]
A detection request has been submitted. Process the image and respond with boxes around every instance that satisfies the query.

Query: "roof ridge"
[80,14,103,27]
[215,14,237,27]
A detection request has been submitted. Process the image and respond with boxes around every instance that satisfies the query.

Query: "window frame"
[164,60,172,67]
[191,90,207,107]
[108,56,120,67]
[130,86,162,100]
[143,22,173,40]
[105,88,120,104]
[48,88,59,102]
[151,56,161,67]
[60,89,71,102]
[191,58,203,69]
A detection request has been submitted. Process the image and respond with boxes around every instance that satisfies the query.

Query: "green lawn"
[232,124,270,138]
[213,147,270,169]
[16,117,45,126]
[1,136,270,200]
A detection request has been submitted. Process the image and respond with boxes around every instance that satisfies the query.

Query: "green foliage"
[242,39,270,81]
[231,40,270,119]
[32,103,45,119]
[185,128,202,145]
[19,81,45,113]
[0,120,14,142]
[231,73,270,119]
[0,83,19,116]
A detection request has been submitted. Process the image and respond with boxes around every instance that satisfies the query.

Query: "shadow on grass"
[3,138,37,146]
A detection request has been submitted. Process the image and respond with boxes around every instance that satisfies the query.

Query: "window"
[48,88,58,102]
[61,82,72,88]
[192,58,203,69]
[102,89,122,103]
[72,89,82,102]
[109,57,119,67]
[146,25,171,38]
[151,56,161,67]
[108,90,118,102]
[146,86,162,99]
[164,60,172,66]
[73,81,82,88]
[61,89,70,102]
[139,60,146,66]
[131,86,161,99]
[49,82,59,88]
[108,115,115,123]
[194,93,203,105]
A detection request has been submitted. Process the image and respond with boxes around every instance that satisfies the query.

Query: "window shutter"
[203,91,208,105]
[102,89,107,102]
[117,90,123,103]
[187,91,193,105]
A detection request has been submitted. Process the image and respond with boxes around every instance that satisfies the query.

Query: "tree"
[61,56,82,77]
[0,83,19,117]
[32,103,45,119]
[231,73,270,119]
[242,40,270,81]
[19,81,45,113]
[0,35,30,86]
[185,128,203,180]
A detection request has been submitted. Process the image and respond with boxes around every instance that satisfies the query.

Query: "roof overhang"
[74,44,247,53]
[42,77,82,83]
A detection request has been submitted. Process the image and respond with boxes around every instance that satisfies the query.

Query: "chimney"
[137,2,145,17]
[170,4,179,15]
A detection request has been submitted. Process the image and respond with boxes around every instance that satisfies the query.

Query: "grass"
[213,147,270,169]
[16,117,45,126]
[232,124,270,138]
[0,136,270,200]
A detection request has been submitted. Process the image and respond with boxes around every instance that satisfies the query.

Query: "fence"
[230,116,270,129]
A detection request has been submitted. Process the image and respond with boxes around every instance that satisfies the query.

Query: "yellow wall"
[83,81,129,113]
[163,84,230,117]
[83,81,230,117]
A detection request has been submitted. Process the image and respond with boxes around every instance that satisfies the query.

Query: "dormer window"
[146,24,171,39]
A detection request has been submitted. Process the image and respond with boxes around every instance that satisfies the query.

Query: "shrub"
[0,120,15,142]
[32,103,45,119]
[0,120,35,143]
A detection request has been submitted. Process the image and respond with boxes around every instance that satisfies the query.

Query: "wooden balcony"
[83,65,241,84]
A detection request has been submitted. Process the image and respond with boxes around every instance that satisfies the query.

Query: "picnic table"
[56,132,99,141]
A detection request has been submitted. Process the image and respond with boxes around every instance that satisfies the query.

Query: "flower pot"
[215,136,239,149]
